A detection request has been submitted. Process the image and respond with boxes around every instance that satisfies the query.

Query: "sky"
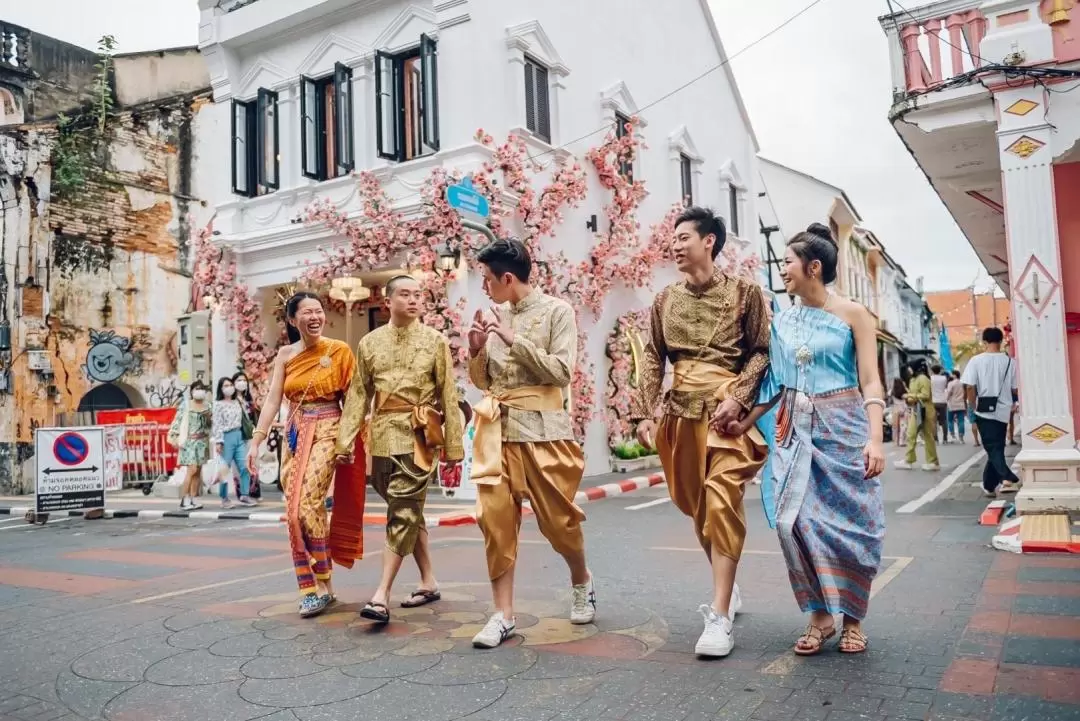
[6,0,991,292]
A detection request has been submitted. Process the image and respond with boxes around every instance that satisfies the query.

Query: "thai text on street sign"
[35,427,106,513]
[445,176,490,219]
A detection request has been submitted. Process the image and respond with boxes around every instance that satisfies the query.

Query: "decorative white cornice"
[371,4,438,55]
[234,57,290,99]
[668,125,703,162]
[296,32,371,77]
[600,81,647,126]
[719,159,745,189]
[505,20,570,76]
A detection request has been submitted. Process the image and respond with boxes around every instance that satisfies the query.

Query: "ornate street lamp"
[329,276,371,348]
[436,241,461,276]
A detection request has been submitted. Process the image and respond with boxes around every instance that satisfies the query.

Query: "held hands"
[334,453,353,466]
[863,439,885,479]
[709,399,744,436]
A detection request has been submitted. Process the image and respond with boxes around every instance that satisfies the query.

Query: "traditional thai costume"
[758,305,885,621]
[336,321,463,558]
[630,270,770,563]
[280,338,365,611]
[467,291,585,584]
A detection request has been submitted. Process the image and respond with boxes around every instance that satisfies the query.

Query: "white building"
[197,0,762,475]
[880,0,1080,510]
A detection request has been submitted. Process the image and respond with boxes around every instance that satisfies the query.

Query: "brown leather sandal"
[839,626,869,654]
[794,623,836,656]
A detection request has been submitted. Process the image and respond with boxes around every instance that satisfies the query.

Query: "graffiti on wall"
[144,377,185,408]
[83,329,142,383]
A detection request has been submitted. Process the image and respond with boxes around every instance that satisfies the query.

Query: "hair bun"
[805,223,836,245]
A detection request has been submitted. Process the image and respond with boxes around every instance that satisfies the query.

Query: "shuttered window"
[524,56,550,142]
[680,154,693,205]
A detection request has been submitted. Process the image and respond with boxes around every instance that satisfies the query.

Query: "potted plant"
[610,440,661,473]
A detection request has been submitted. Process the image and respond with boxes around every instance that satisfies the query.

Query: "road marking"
[897,450,986,514]
[626,498,671,511]
[0,517,73,531]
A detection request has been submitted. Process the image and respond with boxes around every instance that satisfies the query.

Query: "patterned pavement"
[0,442,1077,720]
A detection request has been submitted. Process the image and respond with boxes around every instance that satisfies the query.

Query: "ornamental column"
[996,81,1080,511]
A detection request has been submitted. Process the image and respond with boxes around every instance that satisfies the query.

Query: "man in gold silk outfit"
[336,275,463,625]
[466,238,596,649]
[632,206,770,658]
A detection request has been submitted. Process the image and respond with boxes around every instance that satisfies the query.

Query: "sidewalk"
[0,469,666,527]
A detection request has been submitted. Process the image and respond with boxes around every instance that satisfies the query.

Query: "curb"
[992,515,1080,554]
[0,473,667,527]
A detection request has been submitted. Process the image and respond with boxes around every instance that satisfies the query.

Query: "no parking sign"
[34,427,106,513]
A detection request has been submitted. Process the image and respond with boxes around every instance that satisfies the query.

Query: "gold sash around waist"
[375,392,444,472]
[672,360,766,449]
[471,385,565,486]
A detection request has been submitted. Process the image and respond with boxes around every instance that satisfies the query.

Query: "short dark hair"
[982,327,1004,345]
[386,274,419,296]
[476,238,532,283]
[932,365,943,375]
[675,206,727,259]
[190,379,209,391]
[787,224,839,285]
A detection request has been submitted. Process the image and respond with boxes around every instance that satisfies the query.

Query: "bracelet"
[863,398,886,410]
[252,429,268,439]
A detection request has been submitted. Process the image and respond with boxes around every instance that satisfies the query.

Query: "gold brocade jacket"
[467,291,577,442]
[335,321,464,461]
[629,270,771,421]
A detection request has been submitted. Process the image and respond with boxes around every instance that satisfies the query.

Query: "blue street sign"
[446,176,490,219]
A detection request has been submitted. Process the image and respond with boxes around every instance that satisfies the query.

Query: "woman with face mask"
[167,380,213,510]
[212,377,257,508]
[231,373,262,500]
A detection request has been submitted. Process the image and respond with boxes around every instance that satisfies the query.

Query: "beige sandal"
[794,623,836,656]
[839,626,869,654]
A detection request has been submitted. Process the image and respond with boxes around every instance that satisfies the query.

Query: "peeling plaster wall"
[0,91,214,493]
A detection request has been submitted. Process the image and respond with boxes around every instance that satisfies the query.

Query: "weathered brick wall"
[0,90,213,493]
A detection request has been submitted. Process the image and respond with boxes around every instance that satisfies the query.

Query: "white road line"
[625,498,670,511]
[0,517,73,531]
[897,450,986,514]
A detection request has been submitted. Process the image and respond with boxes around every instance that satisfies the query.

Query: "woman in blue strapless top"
[735,224,886,657]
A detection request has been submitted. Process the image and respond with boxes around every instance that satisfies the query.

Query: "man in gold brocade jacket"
[466,238,595,650]
[335,275,463,625]
[632,206,770,659]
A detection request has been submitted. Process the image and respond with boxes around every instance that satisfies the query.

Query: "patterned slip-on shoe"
[299,593,328,618]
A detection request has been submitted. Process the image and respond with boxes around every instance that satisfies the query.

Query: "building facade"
[197,0,762,476]
[926,289,1013,366]
[881,0,1080,510]
[0,25,215,492]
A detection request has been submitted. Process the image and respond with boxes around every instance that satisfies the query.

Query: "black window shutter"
[420,33,440,152]
[231,99,247,196]
[681,155,692,205]
[375,50,399,161]
[300,76,320,179]
[524,61,536,135]
[334,62,354,173]
[729,185,740,236]
[535,64,550,142]
[256,88,278,190]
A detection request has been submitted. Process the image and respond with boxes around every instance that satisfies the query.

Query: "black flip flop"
[360,601,390,624]
[400,589,441,608]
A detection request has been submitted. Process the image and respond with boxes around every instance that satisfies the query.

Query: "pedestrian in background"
[212,376,257,509]
[930,365,949,443]
[945,370,967,443]
[961,327,1020,497]
[896,360,940,471]
[167,379,212,510]
[890,376,908,448]
[232,372,262,500]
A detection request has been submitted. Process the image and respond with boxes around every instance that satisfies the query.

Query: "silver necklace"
[791,293,834,372]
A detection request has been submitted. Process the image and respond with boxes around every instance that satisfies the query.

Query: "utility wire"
[528,0,831,160]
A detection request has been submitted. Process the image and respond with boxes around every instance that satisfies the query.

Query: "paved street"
[0,441,1076,721]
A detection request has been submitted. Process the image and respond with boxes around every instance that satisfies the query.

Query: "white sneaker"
[894,461,913,470]
[922,463,941,471]
[472,612,516,649]
[729,583,743,617]
[695,604,734,657]
[570,575,597,625]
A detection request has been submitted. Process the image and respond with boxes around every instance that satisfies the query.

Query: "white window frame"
[668,125,703,206]
[718,160,746,239]
[506,20,568,147]
[600,80,646,181]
